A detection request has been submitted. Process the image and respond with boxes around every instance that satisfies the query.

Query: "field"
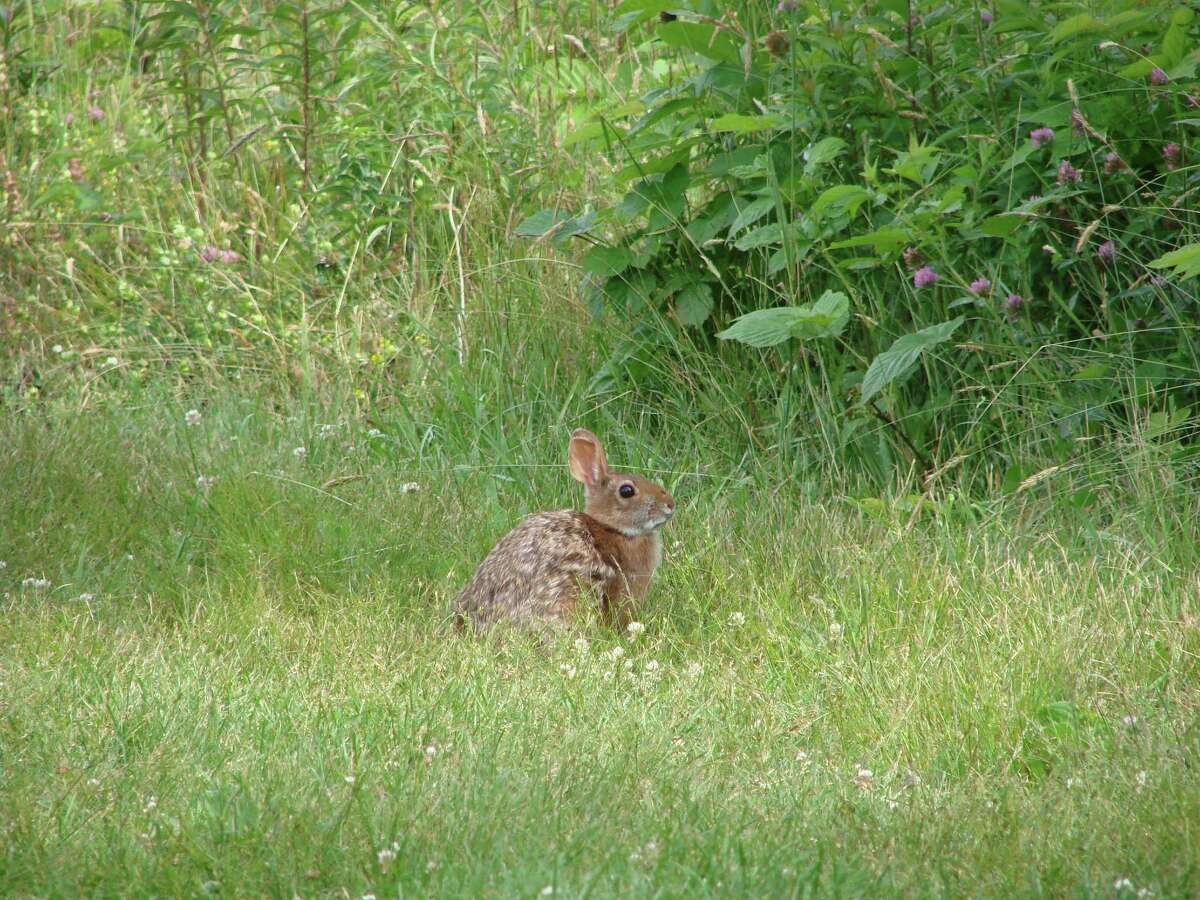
[3,1,1199,897]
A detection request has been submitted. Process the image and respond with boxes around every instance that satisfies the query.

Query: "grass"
[2,386,1199,897]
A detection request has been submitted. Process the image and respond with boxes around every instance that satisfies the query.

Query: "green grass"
[2,388,1198,897]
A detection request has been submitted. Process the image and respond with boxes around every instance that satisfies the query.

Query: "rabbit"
[453,428,675,632]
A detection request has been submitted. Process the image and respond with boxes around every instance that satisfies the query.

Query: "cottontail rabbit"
[453,429,675,631]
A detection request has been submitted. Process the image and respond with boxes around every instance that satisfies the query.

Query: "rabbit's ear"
[568,429,608,486]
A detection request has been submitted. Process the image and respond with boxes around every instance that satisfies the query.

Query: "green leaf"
[730,196,776,234]
[1051,13,1100,43]
[514,209,569,237]
[860,317,964,405]
[804,137,847,174]
[709,113,781,134]
[675,283,714,327]
[979,214,1022,237]
[734,223,783,251]
[717,290,849,347]
[583,246,635,278]
[829,226,909,253]
[657,21,742,64]
[810,185,869,222]
[1147,243,1200,280]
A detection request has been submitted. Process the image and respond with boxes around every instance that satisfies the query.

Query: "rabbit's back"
[453,510,615,627]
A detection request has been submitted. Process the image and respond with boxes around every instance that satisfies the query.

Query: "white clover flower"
[602,669,615,681]
[52,344,63,354]
[828,621,843,640]
[143,796,157,813]
[318,423,337,438]
[1113,879,1134,892]
[196,475,216,492]
[0,560,6,568]
[539,887,554,897]
[362,894,376,900]
[560,663,577,679]
[401,482,421,494]
[727,611,746,628]
[626,621,645,639]
[644,660,660,673]
[686,661,703,678]
[424,744,438,761]
[86,778,101,787]
[608,646,625,660]
[1121,714,1138,728]
[344,775,356,784]
[573,637,590,654]
[184,409,202,427]
[367,428,384,438]
[78,593,95,602]
[854,766,874,790]
[622,658,634,671]
[293,446,307,459]
[105,356,119,368]
[22,577,51,590]
[377,847,396,866]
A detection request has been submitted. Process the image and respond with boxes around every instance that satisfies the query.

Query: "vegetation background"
[2,0,1198,895]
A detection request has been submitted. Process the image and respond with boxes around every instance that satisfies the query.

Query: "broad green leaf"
[563,121,607,147]
[514,209,569,237]
[717,290,849,347]
[675,283,714,327]
[804,137,847,174]
[810,185,869,221]
[829,226,909,253]
[1147,243,1200,280]
[730,196,776,234]
[657,21,742,64]
[709,113,781,134]
[1051,13,1099,43]
[860,317,964,405]
[583,246,635,278]
[610,0,676,32]
[734,223,783,251]
[979,214,1022,237]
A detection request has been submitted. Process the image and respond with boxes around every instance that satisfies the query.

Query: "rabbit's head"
[568,429,675,537]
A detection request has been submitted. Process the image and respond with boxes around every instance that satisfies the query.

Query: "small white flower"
[608,646,625,660]
[425,859,441,873]
[1114,878,1134,892]
[1066,776,1078,790]
[143,796,157,813]
[318,423,337,438]
[184,409,202,427]
[401,481,421,494]
[626,621,645,639]
[367,428,384,438]
[344,775,356,784]
[886,800,899,811]
[52,344,63,354]
[196,475,216,492]
[622,658,633,671]
[560,663,577,679]
[22,577,51,590]
[644,660,660,673]
[686,661,703,678]
[362,894,376,900]
[854,766,874,790]
[77,592,95,602]
[1137,888,1154,898]
[573,637,590,654]
[828,621,843,640]
[1136,770,1148,791]
[86,778,100,787]
[539,887,554,897]
[377,847,396,866]
[293,446,307,459]
[424,744,438,761]
[105,356,119,368]
[1121,714,1138,728]
[602,669,615,681]
[0,560,6,568]
[727,611,746,628]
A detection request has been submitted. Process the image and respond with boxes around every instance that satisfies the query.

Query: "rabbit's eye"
[619,483,636,499]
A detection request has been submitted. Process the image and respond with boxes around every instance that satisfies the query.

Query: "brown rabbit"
[453,429,675,631]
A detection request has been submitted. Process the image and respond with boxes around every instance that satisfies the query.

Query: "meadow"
[2,1,1199,896]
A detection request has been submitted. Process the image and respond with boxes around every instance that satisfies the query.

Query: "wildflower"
[1056,159,1081,185]
[378,847,396,866]
[968,278,992,296]
[902,246,923,268]
[1104,152,1126,175]
[367,428,384,438]
[0,561,6,568]
[573,637,590,654]
[854,766,875,790]
[828,621,843,640]
[686,661,703,678]
[424,744,438,761]
[1029,127,1055,148]
[540,888,555,897]
[608,646,625,660]
[626,621,645,639]
[1096,240,1115,261]
[1149,67,1168,86]
[185,409,202,427]
[1004,293,1024,314]
[362,894,376,900]
[401,481,420,493]
[1114,879,1134,892]
[560,663,577,679]
[344,775,356,784]
[765,30,789,57]
[86,778,100,787]
[218,249,240,264]
[913,266,939,288]
[293,446,307,459]
[776,0,798,10]
[88,105,104,122]
[143,796,157,813]
[196,475,216,492]
[105,356,119,368]
[644,660,660,673]
[22,577,52,590]
[64,112,75,126]
[199,245,221,263]
[1163,143,1181,171]
[1136,770,1147,790]
[980,9,993,25]
[78,592,95,602]
[1121,714,1138,727]
[728,611,747,628]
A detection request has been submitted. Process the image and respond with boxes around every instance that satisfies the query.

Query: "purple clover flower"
[1096,240,1115,261]
[199,245,221,263]
[1029,127,1055,148]
[1057,159,1081,185]
[64,112,75,126]
[968,278,992,296]
[1149,68,1169,86]
[218,249,240,264]
[776,0,798,11]
[980,10,993,26]
[1004,293,1024,314]
[913,266,939,288]
[903,246,923,269]
[1163,142,1181,171]
[1103,152,1125,175]
[88,106,104,123]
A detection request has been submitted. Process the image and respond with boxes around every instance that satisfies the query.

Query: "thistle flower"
[1096,240,1115,261]
[1029,127,1055,148]
[913,266,939,288]
[968,278,992,296]
[1056,159,1081,185]
[1149,67,1169,86]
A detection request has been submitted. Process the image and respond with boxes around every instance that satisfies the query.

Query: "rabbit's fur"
[453,429,675,630]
